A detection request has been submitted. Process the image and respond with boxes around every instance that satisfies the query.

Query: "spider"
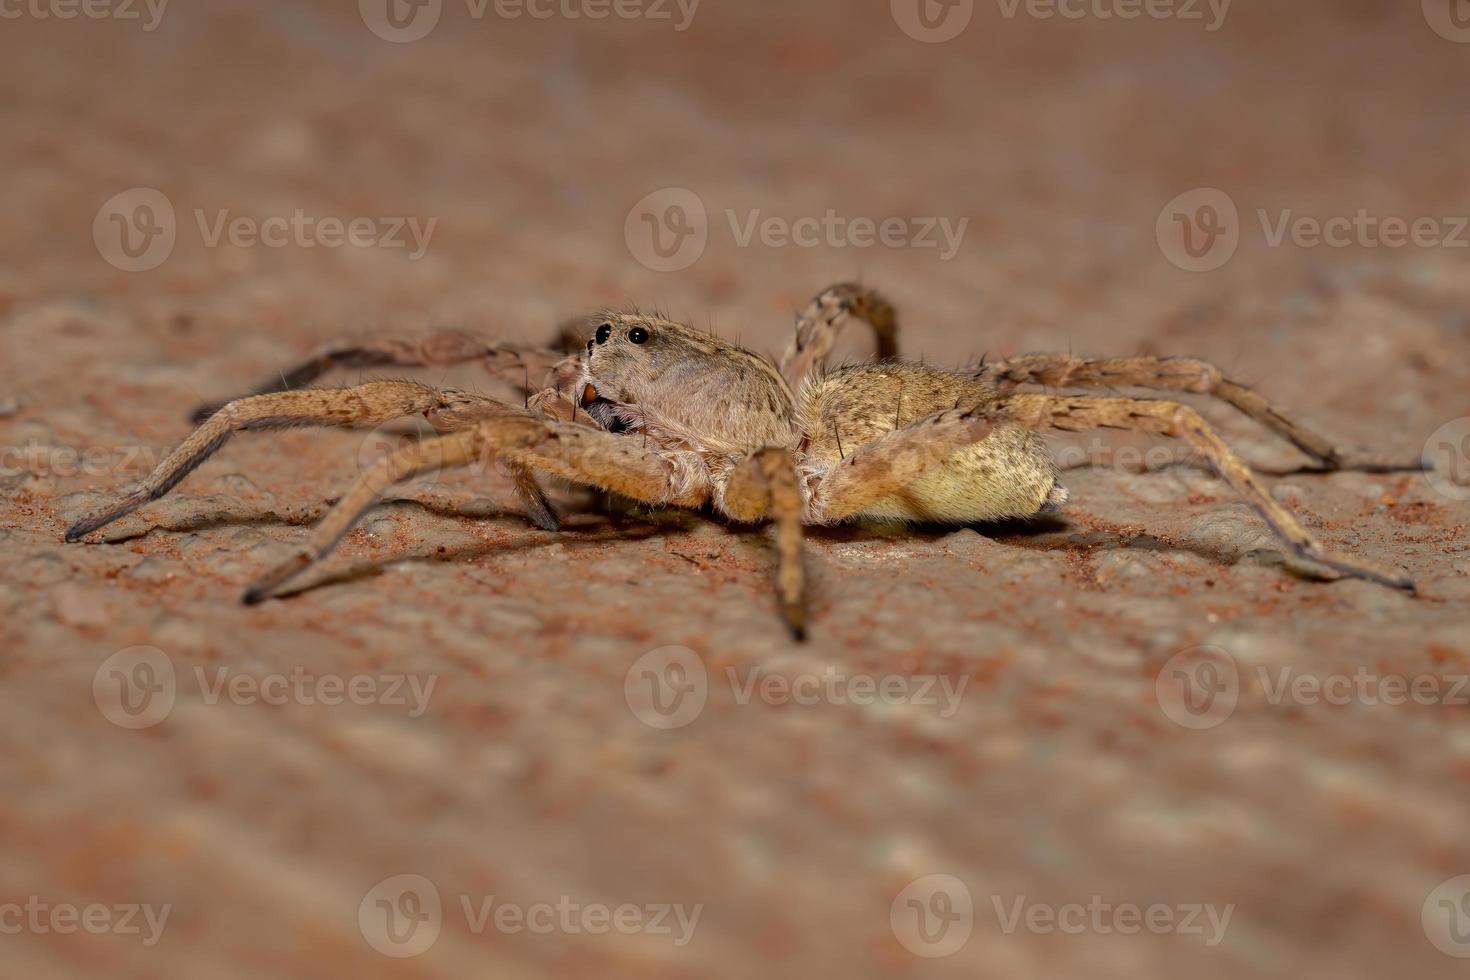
[65,283,1422,640]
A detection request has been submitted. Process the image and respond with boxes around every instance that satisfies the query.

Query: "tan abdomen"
[799,363,1063,523]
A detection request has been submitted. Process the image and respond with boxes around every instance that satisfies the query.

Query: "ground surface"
[3,1,1470,977]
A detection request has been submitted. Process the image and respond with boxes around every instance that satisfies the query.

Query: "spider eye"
[595,323,612,345]
[628,326,650,345]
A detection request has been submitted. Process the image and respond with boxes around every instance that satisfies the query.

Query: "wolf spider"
[65,283,1422,639]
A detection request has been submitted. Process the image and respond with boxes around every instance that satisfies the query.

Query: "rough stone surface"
[2,3,1469,979]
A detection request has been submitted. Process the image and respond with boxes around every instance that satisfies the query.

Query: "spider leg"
[804,408,1000,522]
[1003,393,1416,591]
[189,331,569,423]
[244,415,711,603]
[978,353,1423,473]
[780,283,899,390]
[721,447,807,640]
[64,381,488,541]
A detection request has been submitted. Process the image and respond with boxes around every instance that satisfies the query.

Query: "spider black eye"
[628,326,650,345]
[595,323,611,345]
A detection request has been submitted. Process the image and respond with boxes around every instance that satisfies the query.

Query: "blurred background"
[2,0,1470,977]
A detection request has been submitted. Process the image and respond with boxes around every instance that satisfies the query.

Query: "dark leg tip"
[241,588,268,605]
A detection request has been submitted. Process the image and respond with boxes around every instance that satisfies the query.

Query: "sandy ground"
[3,1,1470,977]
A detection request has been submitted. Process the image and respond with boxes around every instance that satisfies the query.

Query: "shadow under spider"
[260,507,698,600]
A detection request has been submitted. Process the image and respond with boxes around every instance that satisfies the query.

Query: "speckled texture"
[3,1,1470,977]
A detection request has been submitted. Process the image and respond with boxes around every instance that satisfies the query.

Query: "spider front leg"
[64,381,487,541]
[721,448,807,640]
[190,331,569,423]
[245,415,712,604]
[780,283,899,391]
[978,353,1424,473]
[1003,393,1416,591]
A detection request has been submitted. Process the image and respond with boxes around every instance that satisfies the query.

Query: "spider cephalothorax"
[65,283,1423,639]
